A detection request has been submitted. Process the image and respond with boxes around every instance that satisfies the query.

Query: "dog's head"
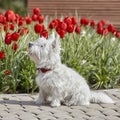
[28,32,61,68]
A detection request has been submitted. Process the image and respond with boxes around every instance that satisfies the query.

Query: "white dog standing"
[28,32,114,107]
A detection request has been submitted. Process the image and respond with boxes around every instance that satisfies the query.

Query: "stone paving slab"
[0,89,120,120]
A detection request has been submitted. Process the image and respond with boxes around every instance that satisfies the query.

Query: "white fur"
[29,32,114,107]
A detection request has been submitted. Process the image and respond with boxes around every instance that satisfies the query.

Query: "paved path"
[0,89,120,120]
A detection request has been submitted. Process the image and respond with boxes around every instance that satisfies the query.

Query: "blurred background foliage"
[0,0,27,16]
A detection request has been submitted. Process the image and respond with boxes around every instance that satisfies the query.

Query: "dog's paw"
[80,102,90,106]
[64,100,74,106]
[46,96,52,102]
[50,99,61,107]
[64,102,71,106]
[50,102,61,107]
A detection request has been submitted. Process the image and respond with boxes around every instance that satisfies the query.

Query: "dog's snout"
[29,43,33,48]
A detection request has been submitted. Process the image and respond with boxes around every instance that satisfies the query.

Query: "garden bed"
[0,8,120,93]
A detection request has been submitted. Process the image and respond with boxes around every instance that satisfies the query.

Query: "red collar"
[37,68,52,73]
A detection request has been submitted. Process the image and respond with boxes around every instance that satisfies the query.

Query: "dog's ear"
[48,32,61,52]
[51,34,61,54]
[48,32,55,42]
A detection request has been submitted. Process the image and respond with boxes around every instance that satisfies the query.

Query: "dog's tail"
[90,91,114,103]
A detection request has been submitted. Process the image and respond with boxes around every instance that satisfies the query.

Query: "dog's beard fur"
[29,32,114,107]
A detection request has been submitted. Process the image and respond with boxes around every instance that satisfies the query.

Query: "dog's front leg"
[35,88,45,105]
[50,90,61,107]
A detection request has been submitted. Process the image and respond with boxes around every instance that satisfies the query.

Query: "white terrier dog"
[28,32,114,107]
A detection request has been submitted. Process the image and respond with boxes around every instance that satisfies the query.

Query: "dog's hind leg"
[64,92,90,106]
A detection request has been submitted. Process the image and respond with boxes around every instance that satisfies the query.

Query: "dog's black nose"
[29,43,33,48]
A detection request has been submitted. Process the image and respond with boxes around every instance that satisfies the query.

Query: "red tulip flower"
[54,18,60,25]
[112,28,117,34]
[64,17,72,25]
[80,18,89,26]
[33,8,41,15]
[5,10,16,22]
[5,69,10,75]
[103,28,109,36]
[115,32,120,38]
[58,22,67,30]
[97,22,103,29]
[0,51,5,60]
[19,17,25,21]
[49,21,56,29]
[5,33,12,45]
[90,20,95,28]
[107,24,115,33]
[75,26,81,34]
[4,23,9,31]
[38,15,44,23]
[67,24,74,33]
[58,30,66,38]
[85,18,89,25]
[2,16,6,24]
[9,23,15,30]
[56,26,61,33]
[18,20,24,26]
[0,14,4,23]
[101,19,106,26]
[34,24,44,34]
[80,18,85,25]
[32,14,38,21]
[40,30,48,38]
[97,27,103,35]
[25,17,32,24]
[49,19,60,29]
[72,17,77,25]
[11,32,19,41]
[12,43,18,51]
